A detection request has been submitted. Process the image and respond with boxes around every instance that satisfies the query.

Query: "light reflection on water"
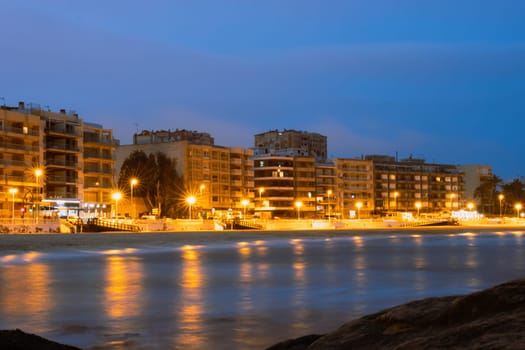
[1,231,525,349]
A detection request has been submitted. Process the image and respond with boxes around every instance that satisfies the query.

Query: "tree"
[501,179,525,215]
[118,150,184,218]
[473,174,502,215]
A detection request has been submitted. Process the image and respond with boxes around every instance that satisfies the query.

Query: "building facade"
[334,158,374,219]
[254,129,328,162]
[116,130,254,218]
[367,155,465,215]
[0,101,117,219]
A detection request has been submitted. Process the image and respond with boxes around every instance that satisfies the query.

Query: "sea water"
[1,230,524,349]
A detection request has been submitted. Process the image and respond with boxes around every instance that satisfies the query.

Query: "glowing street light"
[35,168,43,224]
[112,192,122,219]
[393,191,399,211]
[9,188,18,225]
[241,199,249,218]
[186,195,196,219]
[467,202,474,211]
[327,189,333,221]
[356,201,363,219]
[295,201,303,220]
[498,194,504,217]
[515,203,522,218]
[258,187,265,202]
[415,201,422,218]
[130,178,138,219]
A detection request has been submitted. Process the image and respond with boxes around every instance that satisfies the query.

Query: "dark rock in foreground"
[268,278,525,350]
[0,329,81,350]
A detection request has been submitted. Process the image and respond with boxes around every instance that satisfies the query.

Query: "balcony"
[46,175,78,184]
[1,125,39,137]
[45,125,81,137]
[45,159,80,169]
[0,142,38,152]
[46,143,80,153]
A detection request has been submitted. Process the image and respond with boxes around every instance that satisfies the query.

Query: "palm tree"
[501,179,525,215]
[474,174,502,215]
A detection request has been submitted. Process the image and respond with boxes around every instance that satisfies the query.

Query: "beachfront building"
[459,164,494,214]
[0,101,117,219]
[334,158,374,219]
[0,103,42,219]
[254,129,328,162]
[367,155,465,215]
[254,129,347,219]
[83,123,118,215]
[115,130,254,218]
[253,155,318,218]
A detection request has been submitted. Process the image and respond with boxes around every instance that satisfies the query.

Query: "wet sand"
[1,224,524,252]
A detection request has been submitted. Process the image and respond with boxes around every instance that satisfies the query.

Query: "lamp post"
[186,195,196,219]
[9,188,17,225]
[498,194,504,217]
[130,178,138,219]
[356,201,363,219]
[112,192,122,219]
[295,201,303,220]
[515,203,522,219]
[241,199,249,218]
[35,169,42,224]
[415,201,422,218]
[449,193,455,212]
[258,187,264,205]
[393,191,399,211]
[467,202,474,211]
[327,189,332,221]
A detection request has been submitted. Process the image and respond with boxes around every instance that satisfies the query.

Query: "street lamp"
[241,199,249,218]
[295,201,303,220]
[327,189,333,221]
[258,187,265,202]
[35,168,42,224]
[130,178,138,219]
[186,195,196,219]
[498,194,504,217]
[415,201,422,218]
[467,202,474,211]
[356,201,363,219]
[515,203,522,219]
[393,191,399,211]
[9,188,18,225]
[112,192,122,219]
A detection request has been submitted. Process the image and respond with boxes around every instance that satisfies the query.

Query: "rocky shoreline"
[267,278,525,350]
[2,279,524,349]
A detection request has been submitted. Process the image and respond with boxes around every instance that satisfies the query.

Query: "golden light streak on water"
[104,255,143,319]
[352,236,364,249]
[0,263,52,323]
[102,248,137,255]
[176,244,205,348]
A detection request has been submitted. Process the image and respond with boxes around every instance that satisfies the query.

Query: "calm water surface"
[1,229,525,349]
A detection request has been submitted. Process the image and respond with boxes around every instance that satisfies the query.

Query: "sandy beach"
[1,223,524,253]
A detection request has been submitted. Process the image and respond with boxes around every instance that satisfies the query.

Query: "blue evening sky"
[1,0,524,180]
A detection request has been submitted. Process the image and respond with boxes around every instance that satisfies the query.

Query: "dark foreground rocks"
[268,278,525,350]
[0,329,81,350]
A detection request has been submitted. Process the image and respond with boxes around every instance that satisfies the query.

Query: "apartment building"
[367,155,464,214]
[254,129,328,162]
[116,130,254,217]
[0,101,117,218]
[83,123,118,208]
[334,158,374,219]
[0,104,42,218]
